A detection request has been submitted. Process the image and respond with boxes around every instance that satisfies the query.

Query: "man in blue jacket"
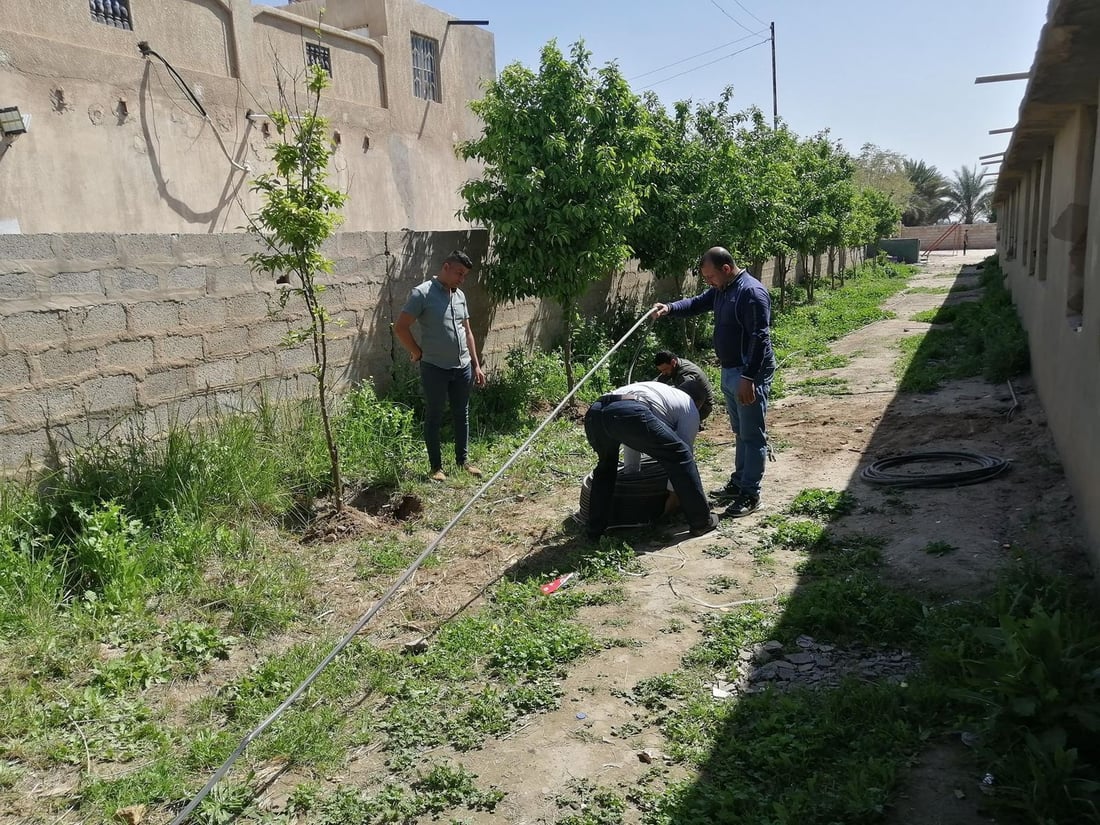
[654,247,776,517]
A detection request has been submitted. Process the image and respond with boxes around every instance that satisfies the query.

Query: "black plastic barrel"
[576,457,671,530]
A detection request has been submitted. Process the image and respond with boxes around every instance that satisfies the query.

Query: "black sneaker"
[689,513,720,537]
[723,494,760,518]
[709,478,741,503]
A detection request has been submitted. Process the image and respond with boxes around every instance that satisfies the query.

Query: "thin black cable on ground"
[166,308,658,825]
[859,451,1010,488]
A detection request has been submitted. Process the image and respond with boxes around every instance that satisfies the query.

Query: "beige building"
[994,0,1100,555]
[0,0,494,233]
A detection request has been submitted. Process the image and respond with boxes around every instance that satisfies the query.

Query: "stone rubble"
[714,635,919,696]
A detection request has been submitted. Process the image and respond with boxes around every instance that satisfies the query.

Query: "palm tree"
[902,159,952,225]
[945,165,992,224]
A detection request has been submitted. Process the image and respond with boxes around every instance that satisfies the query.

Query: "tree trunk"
[797,253,809,303]
[303,271,342,511]
[562,299,575,391]
[751,256,765,281]
[811,253,821,303]
[828,248,836,288]
[776,254,789,312]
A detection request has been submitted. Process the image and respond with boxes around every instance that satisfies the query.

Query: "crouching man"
[583,379,718,541]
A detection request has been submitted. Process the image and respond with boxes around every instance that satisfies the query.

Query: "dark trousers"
[420,362,472,471]
[583,399,710,536]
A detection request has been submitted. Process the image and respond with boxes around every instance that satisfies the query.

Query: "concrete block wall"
[0,229,681,470]
[0,230,493,470]
[896,223,998,251]
[0,231,872,472]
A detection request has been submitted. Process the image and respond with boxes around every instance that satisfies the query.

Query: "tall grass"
[897,256,1029,392]
[0,386,419,618]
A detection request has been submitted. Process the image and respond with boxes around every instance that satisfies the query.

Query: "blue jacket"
[667,271,775,381]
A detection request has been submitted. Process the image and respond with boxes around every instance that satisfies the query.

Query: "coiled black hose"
[860,450,1010,488]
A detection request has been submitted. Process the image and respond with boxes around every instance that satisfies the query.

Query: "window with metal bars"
[411,34,440,102]
[90,0,133,30]
[306,43,332,77]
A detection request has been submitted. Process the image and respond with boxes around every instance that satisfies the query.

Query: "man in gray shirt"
[394,251,486,481]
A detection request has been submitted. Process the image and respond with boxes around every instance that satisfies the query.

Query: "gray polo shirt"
[401,278,470,369]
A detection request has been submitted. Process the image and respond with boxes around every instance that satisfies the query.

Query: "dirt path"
[326,250,1086,824]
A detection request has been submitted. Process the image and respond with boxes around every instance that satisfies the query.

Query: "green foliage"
[787,133,856,303]
[922,541,956,557]
[897,257,1029,391]
[845,186,902,252]
[166,620,233,671]
[902,158,952,226]
[944,164,993,224]
[300,763,503,824]
[335,383,418,488]
[764,515,830,553]
[931,570,1100,823]
[194,780,254,825]
[629,97,713,279]
[66,502,146,600]
[717,107,801,269]
[791,375,849,396]
[852,143,914,211]
[771,260,910,370]
[472,347,571,432]
[640,680,925,823]
[788,488,857,519]
[910,304,961,323]
[248,63,349,507]
[780,571,924,645]
[36,417,290,532]
[556,778,627,825]
[459,40,657,387]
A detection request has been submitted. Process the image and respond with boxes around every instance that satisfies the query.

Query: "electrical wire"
[707,0,758,34]
[638,40,770,90]
[166,307,659,825]
[859,451,1010,488]
[729,0,768,28]
[138,41,251,174]
[628,31,766,82]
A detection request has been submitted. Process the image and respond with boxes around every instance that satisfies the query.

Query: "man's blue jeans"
[720,366,774,498]
[420,362,472,471]
[583,398,710,537]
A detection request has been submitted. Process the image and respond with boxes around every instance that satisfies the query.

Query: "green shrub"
[65,501,147,601]
[954,602,1100,821]
[336,383,418,488]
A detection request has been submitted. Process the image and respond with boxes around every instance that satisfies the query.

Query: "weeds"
[788,488,857,519]
[791,376,849,396]
[897,256,1029,392]
[910,305,962,324]
[922,540,957,557]
[770,261,911,370]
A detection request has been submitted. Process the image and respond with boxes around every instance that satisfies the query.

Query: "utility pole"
[770,22,778,128]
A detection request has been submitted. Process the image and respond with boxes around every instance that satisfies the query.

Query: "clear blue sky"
[258,0,1046,177]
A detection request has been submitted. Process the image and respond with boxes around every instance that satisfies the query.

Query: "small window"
[90,0,133,30]
[411,34,440,102]
[306,43,332,77]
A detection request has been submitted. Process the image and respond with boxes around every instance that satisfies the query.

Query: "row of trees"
[458,41,902,387]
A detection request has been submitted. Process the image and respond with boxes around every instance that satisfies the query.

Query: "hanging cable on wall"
[137,41,251,174]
